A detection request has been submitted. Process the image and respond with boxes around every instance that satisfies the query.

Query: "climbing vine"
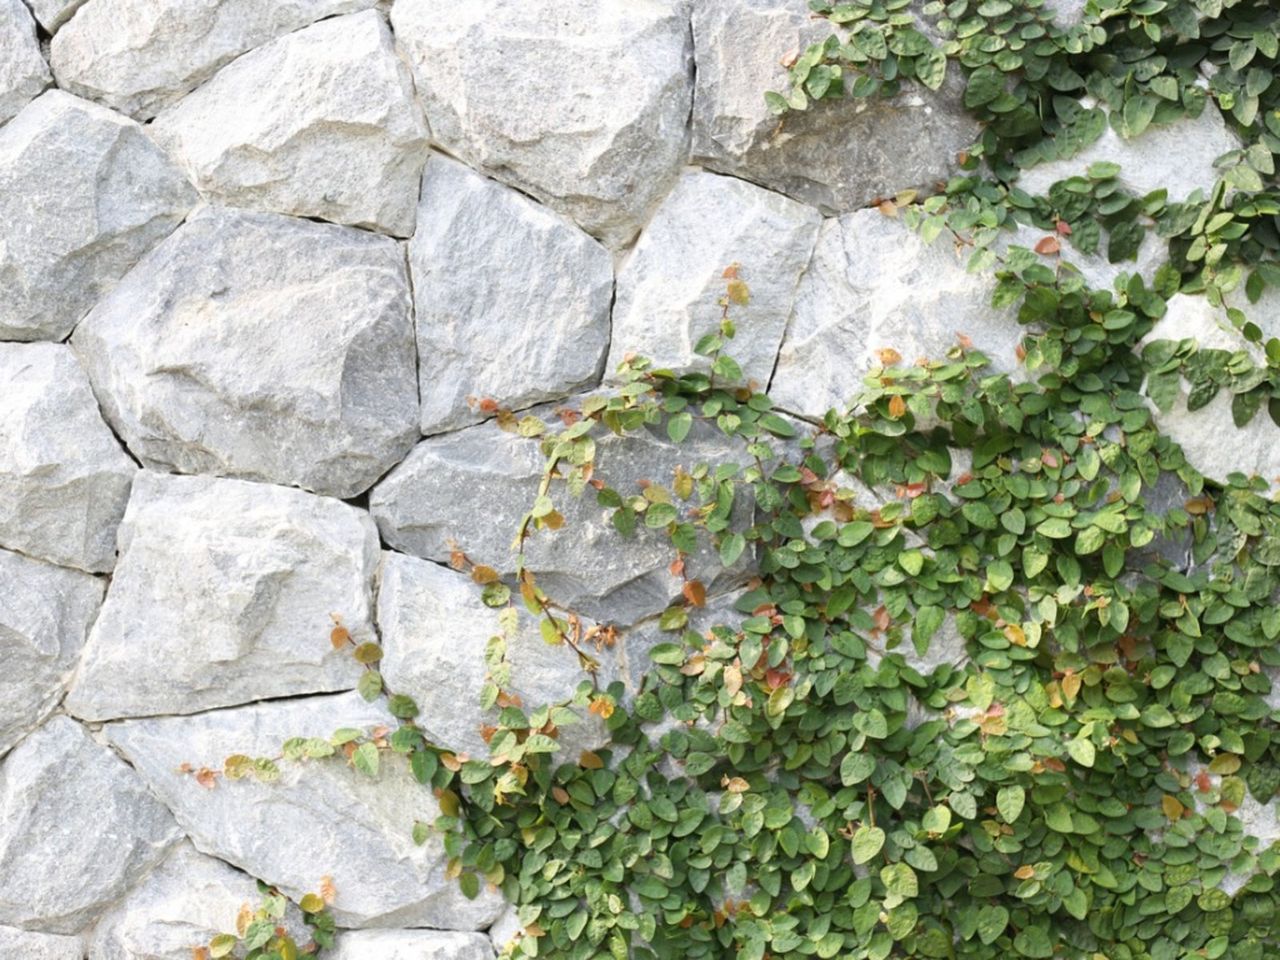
[196,2,1280,959]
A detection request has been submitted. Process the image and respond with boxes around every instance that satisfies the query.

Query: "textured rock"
[1041,0,1087,25]
[0,716,179,933]
[66,471,376,720]
[72,206,418,498]
[377,551,612,757]
[23,0,82,30]
[0,343,138,572]
[1017,102,1239,201]
[327,930,495,960]
[0,91,196,341]
[0,926,82,959]
[691,0,980,213]
[393,0,692,247]
[105,693,506,930]
[488,906,523,955]
[371,413,753,625]
[619,591,745,702]
[150,11,427,236]
[606,170,821,386]
[0,0,49,124]
[88,843,309,960]
[0,550,102,757]
[771,209,1022,420]
[411,155,613,434]
[51,0,377,120]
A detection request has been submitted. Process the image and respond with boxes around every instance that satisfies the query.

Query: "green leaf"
[851,825,886,864]
[997,785,1025,823]
[353,741,379,777]
[667,413,693,443]
[1067,737,1096,768]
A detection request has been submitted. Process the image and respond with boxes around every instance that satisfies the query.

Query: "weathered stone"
[411,155,613,434]
[72,206,418,498]
[66,471,376,721]
[691,0,979,214]
[0,716,179,934]
[771,209,1022,420]
[23,0,82,30]
[150,11,427,236]
[51,0,377,120]
[606,170,821,386]
[377,551,612,757]
[88,842,309,960]
[0,91,195,341]
[370,413,752,625]
[105,693,506,930]
[0,926,82,960]
[0,0,48,124]
[0,549,102,757]
[1040,0,1087,25]
[392,0,692,248]
[488,906,523,955]
[0,342,138,572]
[1017,102,1239,202]
[327,930,495,960]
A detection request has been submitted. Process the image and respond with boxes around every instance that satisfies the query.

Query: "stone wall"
[0,0,1269,957]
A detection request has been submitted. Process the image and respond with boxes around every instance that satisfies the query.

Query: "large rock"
[0,343,138,572]
[377,551,613,757]
[104,693,506,930]
[370,414,753,625]
[607,170,820,386]
[411,155,613,434]
[0,716,179,934]
[150,11,427,236]
[691,0,979,213]
[327,930,495,960]
[66,472,376,721]
[88,842,309,960]
[0,91,195,341]
[23,0,82,30]
[72,206,419,498]
[0,0,49,124]
[0,550,102,757]
[770,209,1023,420]
[51,0,377,120]
[392,0,692,248]
[0,927,82,959]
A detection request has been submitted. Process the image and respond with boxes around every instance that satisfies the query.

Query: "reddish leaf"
[1034,235,1061,255]
[682,580,707,607]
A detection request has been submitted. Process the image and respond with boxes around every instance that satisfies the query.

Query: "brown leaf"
[440,752,462,772]
[1161,794,1185,821]
[1034,235,1061,255]
[471,565,500,585]
[552,786,571,804]
[722,263,740,279]
[329,625,350,649]
[1013,865,1036,880]
[887,396,907,419]
[1062,671,1082,701]
[721,776,750,793]
[877,199,898,218]
[194,767,218,789]
[1004,624,1027,647]
[1184,496,1215,515]
[192,949,210,960]
[956,333,974,350]
[726,279,750,305]
[682,580,707,607]
[579,750,604,770]
[320,875,336,905]
[876,347,903,366]
[723,663,743,697]
[1055,219,1073,235]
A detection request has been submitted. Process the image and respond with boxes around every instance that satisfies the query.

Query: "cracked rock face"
[0,0,49,124]
[65,471,376,721]
[377,551,613,757]
[0,549,103,758]
[0,927,82,960]
[72,206,419,499]
[691,0,980,213]
[23,0,83,30]
[0,91,196,342]
[327,930,496,960]
[370,414,753,626]
[105,693,506,930]
[770,209,1022,419]
[392,0,693,248]
[150,11,428,236]
[0,716,180,934]
[51,0,377,120]
[0,343,138,573]
[607,169,821,386]
[411,155,613,434]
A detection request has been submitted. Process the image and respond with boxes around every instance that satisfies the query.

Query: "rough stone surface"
[72,206,418,499]
[327,930,495,960]
[0,926,82,959]
[66,471,376,721]
[0,0,49,124]
[1017,102,1239,201]
[1041,0,1087,25]
[0,549,102,758]
[0,91,196,342]
[771,209,1022,420]
[377,551,612,757]
[150,11,427,236]
[607,170,821,386]
[392,0,693,248]
[0,342,138,572]
[105,693,506,930]
[51,0,377,120]
[411,155,613,434]
[88,843,308,960]
[23,0,82,30]
[371,413,753,625]
[691,0,980,213]
[0,716,179,933]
